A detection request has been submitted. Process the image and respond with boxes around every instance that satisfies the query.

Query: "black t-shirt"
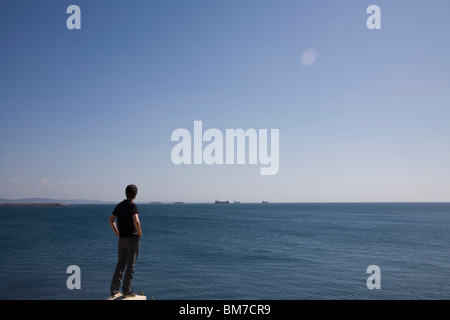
[112,199,139,238]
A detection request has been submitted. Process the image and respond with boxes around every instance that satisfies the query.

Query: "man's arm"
[109,214,120,237]
[133,214,142,239]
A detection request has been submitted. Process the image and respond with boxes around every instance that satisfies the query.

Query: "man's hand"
[132,231,142,239]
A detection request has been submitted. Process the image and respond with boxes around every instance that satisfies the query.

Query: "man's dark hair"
[125,184,138,200]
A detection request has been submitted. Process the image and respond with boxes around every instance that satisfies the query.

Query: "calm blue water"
[0,203,449,300]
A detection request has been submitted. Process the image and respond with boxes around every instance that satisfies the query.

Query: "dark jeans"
[110,237,140,295]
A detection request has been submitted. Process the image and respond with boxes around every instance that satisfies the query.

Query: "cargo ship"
[214,200,230,204]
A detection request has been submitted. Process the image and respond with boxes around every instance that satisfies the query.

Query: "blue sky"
[1,0,450,202]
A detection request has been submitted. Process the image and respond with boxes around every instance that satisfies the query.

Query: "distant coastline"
[0,203,68,207]
[0,197,109,205]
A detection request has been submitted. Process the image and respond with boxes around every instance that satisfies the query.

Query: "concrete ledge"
[106,294,147,300]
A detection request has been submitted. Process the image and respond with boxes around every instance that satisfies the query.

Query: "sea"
[0,202,449,300]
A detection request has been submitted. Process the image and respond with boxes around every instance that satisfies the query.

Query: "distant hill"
[0,197,112,205]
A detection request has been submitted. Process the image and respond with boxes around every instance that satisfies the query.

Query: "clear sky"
[1,0,450,203]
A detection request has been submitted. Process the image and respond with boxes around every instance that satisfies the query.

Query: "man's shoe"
[123,292,137,298]
[108,292,122,300]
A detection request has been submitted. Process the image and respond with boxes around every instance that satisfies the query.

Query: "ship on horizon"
[215,199,230,204]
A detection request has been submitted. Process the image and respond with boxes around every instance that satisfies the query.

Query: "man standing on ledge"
[109,184,142,298]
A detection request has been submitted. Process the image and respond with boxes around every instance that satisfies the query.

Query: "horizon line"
[2,197,450,205]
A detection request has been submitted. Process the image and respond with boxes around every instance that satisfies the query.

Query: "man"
[109,184,142,298]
